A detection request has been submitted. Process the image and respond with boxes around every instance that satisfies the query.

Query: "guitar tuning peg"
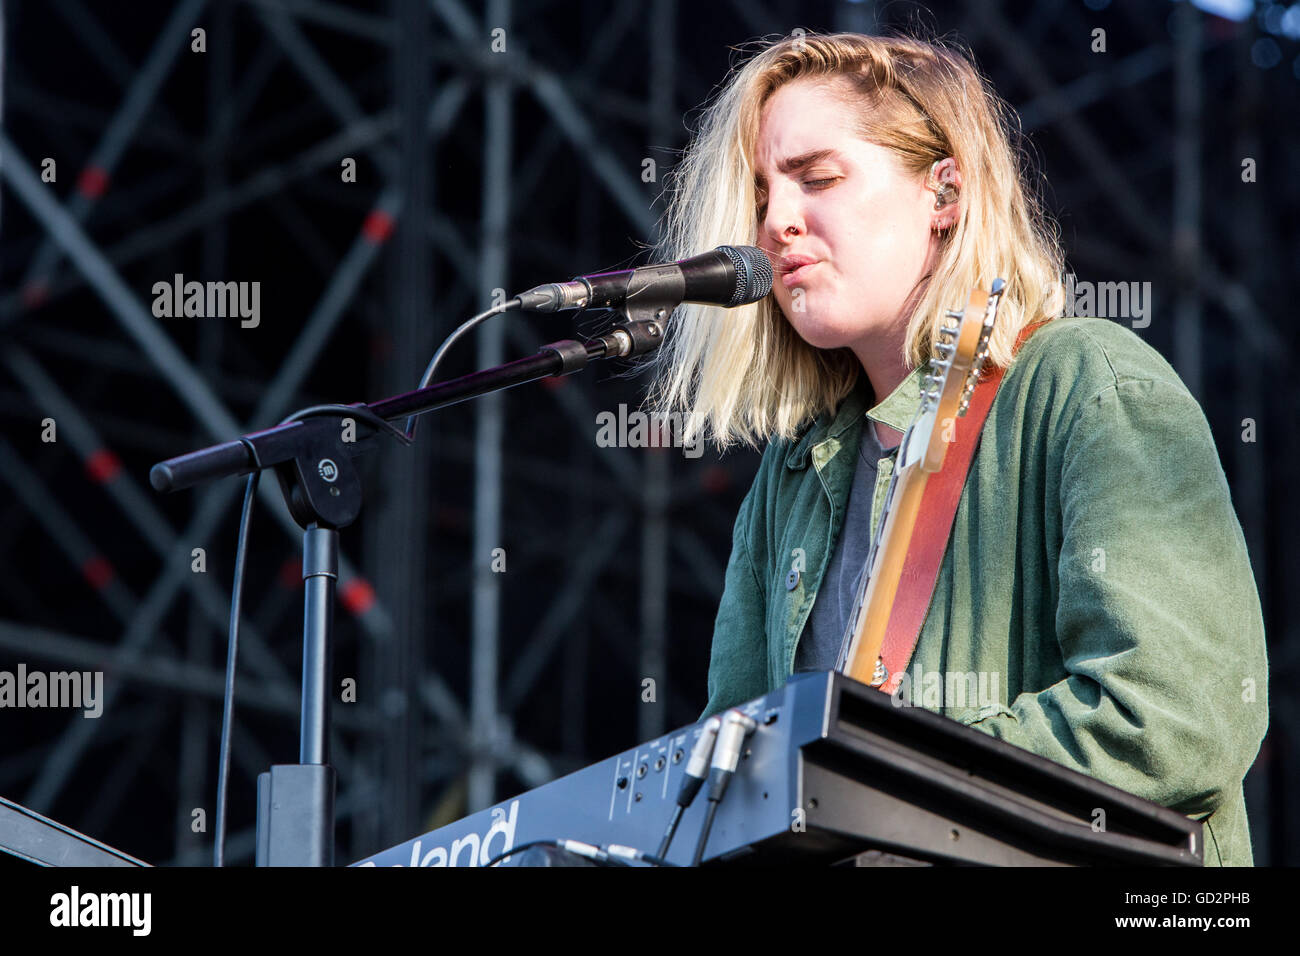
[934,342,956,358]
[990,277,1006,296]
[944,309,964,320]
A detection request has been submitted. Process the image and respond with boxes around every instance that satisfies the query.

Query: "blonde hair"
[646,31,1066,451]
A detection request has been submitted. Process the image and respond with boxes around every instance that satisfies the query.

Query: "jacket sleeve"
[965,378,1269,818]
[699,480,771,720]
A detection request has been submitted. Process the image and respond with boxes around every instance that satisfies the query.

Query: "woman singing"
[647,31,1268,866]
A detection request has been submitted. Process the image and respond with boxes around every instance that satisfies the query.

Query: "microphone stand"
[150,306,670,866]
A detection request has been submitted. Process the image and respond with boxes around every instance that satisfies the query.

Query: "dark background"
[0,0,1296,865]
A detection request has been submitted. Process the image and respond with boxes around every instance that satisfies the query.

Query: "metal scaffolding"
[0,0,1295,866]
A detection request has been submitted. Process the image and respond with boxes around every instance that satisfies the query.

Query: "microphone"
[516,245,773,313]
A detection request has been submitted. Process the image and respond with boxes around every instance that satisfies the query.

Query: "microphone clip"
[604,298,671,358]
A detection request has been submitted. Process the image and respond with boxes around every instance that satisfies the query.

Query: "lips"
[781,259,819,288]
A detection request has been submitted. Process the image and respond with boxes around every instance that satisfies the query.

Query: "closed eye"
[755,177,839,217]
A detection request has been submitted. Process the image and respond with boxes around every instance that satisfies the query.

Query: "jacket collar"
[784,364,926,470]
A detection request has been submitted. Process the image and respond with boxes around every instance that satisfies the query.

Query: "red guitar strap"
[875,320,1047,696]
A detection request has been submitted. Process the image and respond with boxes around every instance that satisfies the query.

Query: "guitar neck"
[836,454,930,685]
[831,282,1006,688]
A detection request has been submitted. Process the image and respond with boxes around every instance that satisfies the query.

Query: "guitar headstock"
[901,278,1006,473]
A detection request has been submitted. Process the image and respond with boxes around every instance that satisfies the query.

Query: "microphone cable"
[213,469,258,868]
[404,298,522,441]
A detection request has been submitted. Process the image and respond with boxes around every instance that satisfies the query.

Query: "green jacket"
[701,316,1269,866]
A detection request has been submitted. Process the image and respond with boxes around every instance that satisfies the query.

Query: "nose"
[761,180,804,247]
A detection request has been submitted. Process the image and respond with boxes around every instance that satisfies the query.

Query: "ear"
[928,156,962,231]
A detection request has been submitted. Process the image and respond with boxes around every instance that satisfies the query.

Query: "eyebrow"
[755,148,842,190]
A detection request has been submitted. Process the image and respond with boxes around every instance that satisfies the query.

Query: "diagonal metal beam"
[0,442,138,622]
[975,2,1282,364]
[1,78,191,156]
[8,328,275,410]
[257,3,397,178]
[976,3,1165,252]
[429,0,655,235]
[501,511,630,711]
[203,37,285,155]
[21,0,209,293]
[252,80,471,422]
[1,136,406,660]
[0,702,158,793]
[1,113,399,323]
[4,347,390,808]
[1066,235,1284,359]
[0,454,265,810]
[2,136,263,440]
[50,0,195,143]
[4,349,300,687]
[80,700,172,839]
[503,0,646,214]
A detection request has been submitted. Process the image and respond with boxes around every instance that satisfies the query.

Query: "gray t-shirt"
[793,418,885,673]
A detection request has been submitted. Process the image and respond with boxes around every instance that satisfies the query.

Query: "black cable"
[690,801,721,868]
[404,299,521,441]
[657,806,685,859]
[662,714,722,863]
[483,839,559,867]
[687,711,755,866]
[213,469,259,867]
